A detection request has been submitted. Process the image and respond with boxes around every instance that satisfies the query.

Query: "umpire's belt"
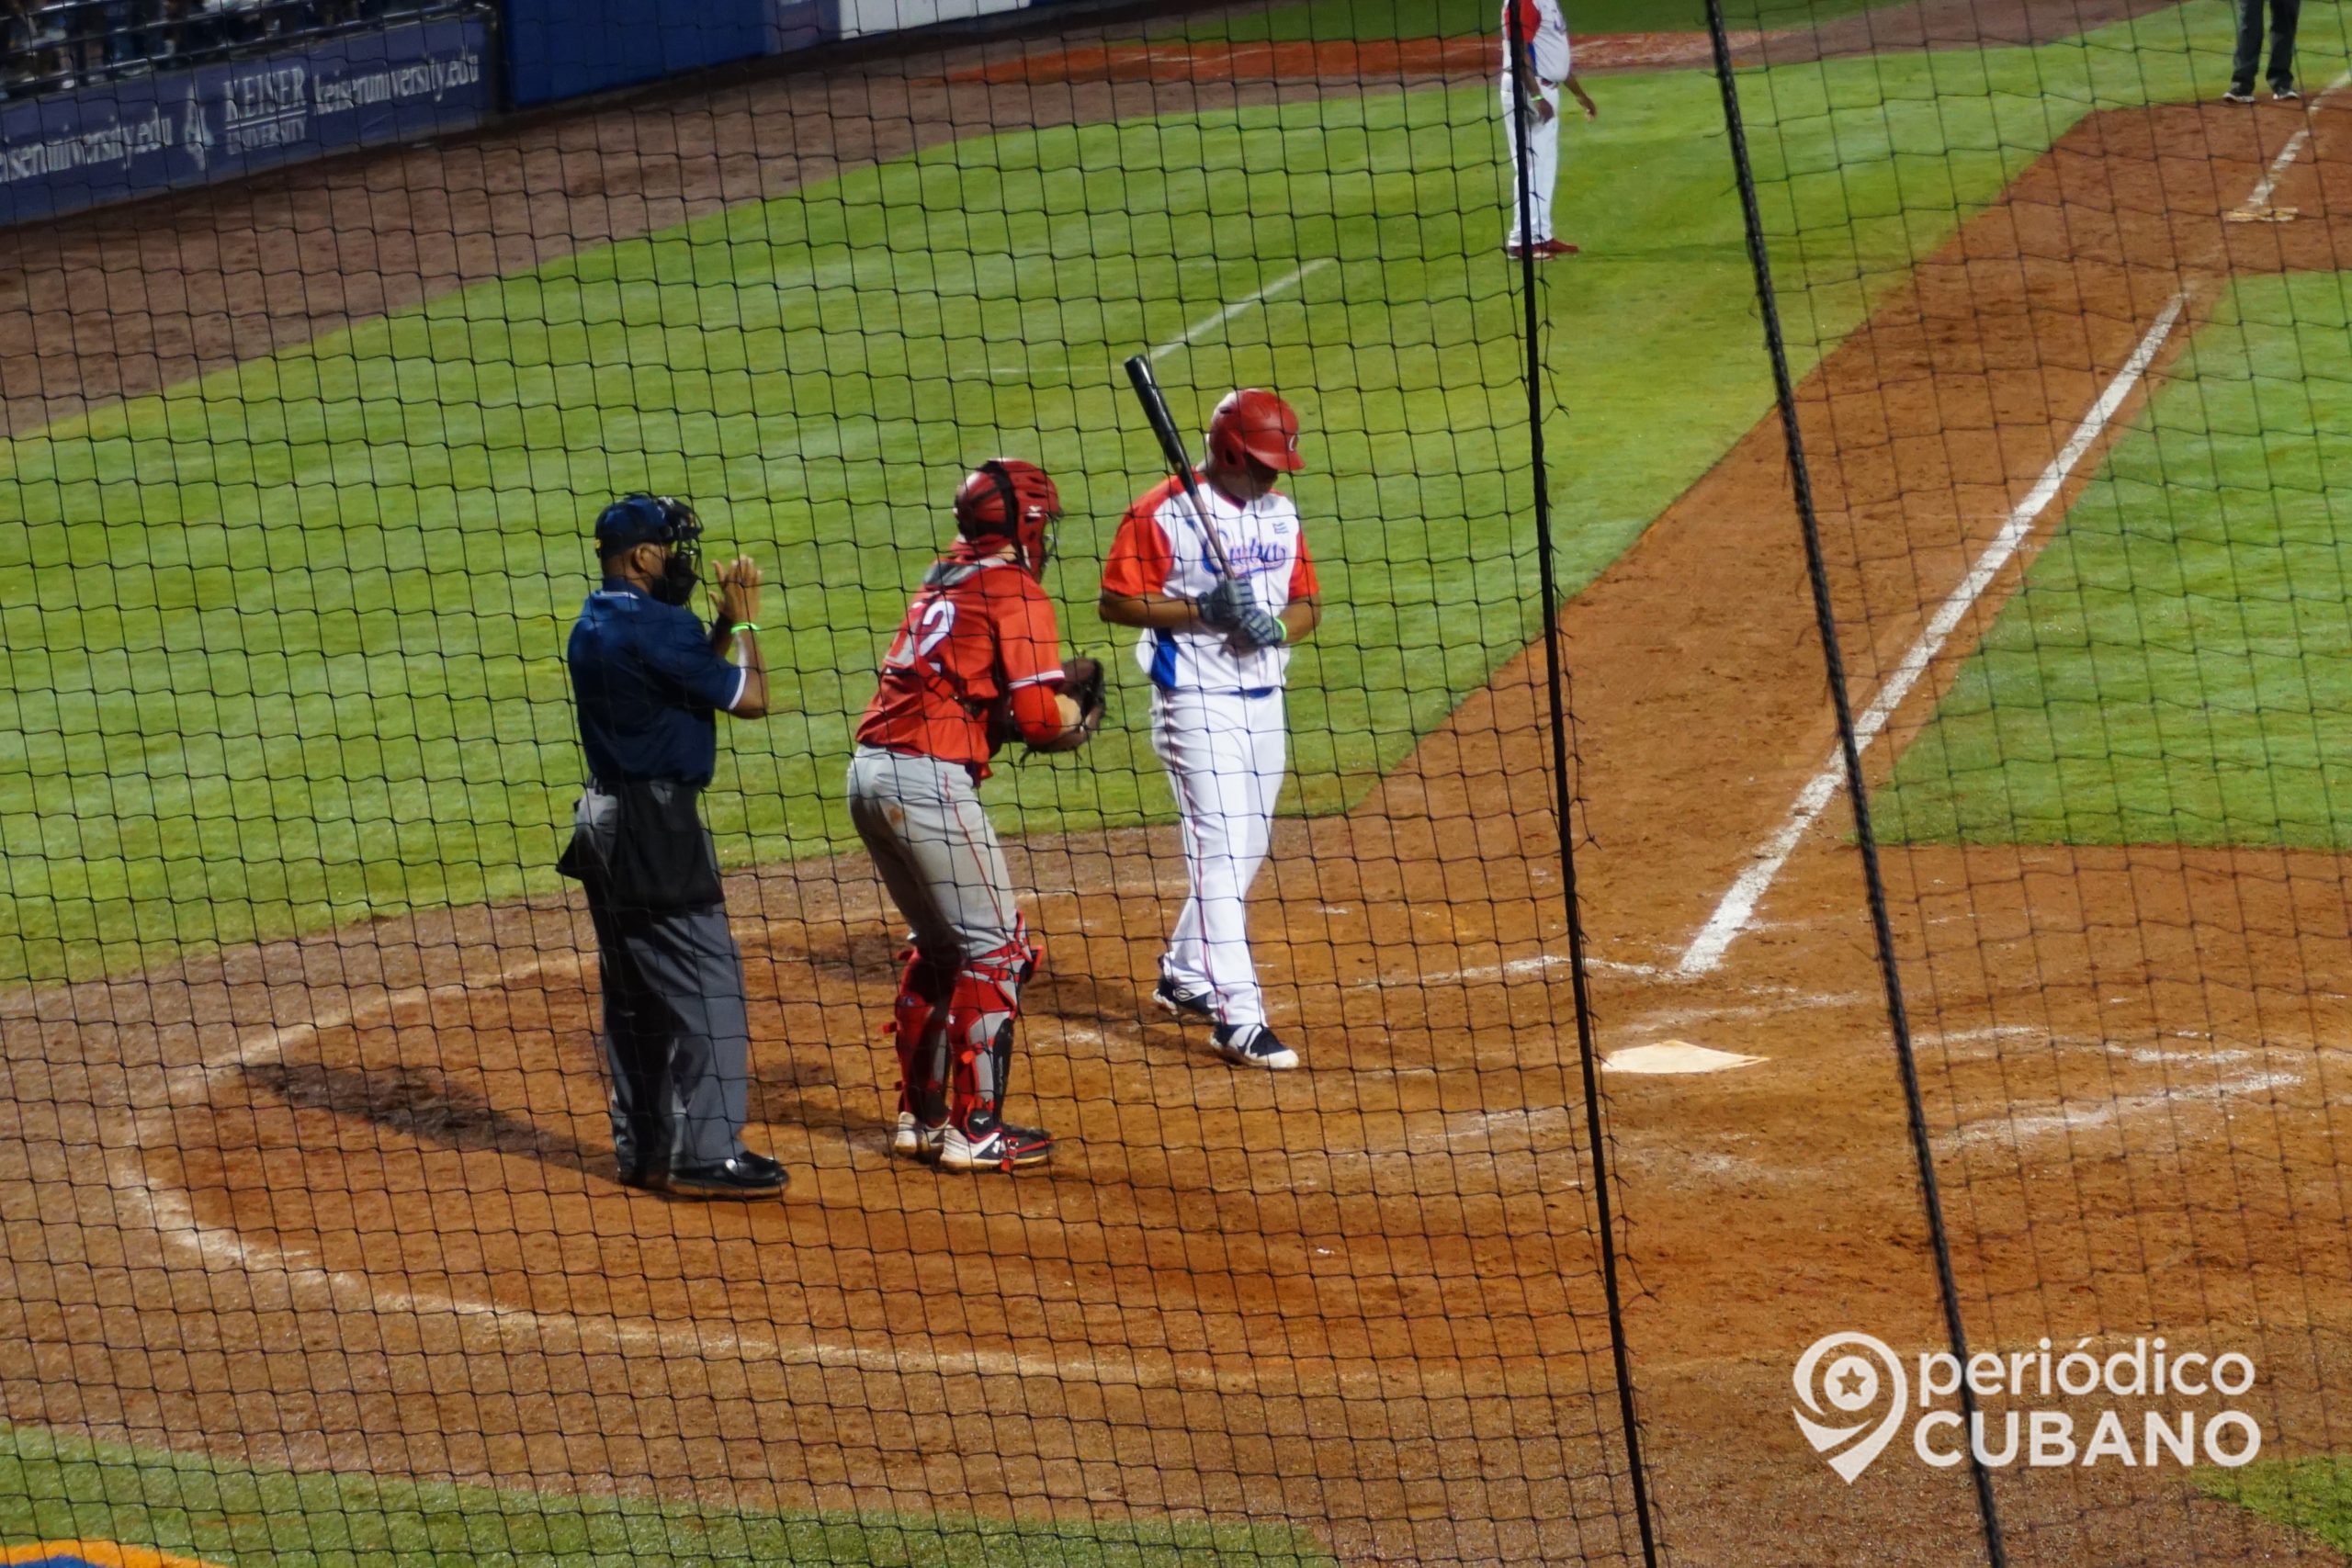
[558,776,723,910]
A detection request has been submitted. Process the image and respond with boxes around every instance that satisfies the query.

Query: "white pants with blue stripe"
[1152,685,1288,1030]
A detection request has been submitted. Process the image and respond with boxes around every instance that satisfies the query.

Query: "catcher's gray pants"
[847,746,1022,1110]
[846,745,1019,966]
[585,896,752,1170]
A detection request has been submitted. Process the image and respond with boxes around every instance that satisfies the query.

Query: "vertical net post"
[1702,2,2008,1562]
[1505,4,1660,1563]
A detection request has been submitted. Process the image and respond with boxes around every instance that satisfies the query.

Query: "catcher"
[847,459,1106,1172]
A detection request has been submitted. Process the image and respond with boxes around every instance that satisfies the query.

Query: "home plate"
[1605,1041,1763,1075]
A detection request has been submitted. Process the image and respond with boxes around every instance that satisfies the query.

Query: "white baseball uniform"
[1501,0,1573,247]
[1103,475,1319,1030]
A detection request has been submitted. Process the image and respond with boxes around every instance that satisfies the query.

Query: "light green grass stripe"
[1875,271,2352,849]
[0,1423,1334,1568]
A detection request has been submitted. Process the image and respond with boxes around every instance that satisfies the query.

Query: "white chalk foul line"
[1678,83,2352,976]
[1676,289,2189,976]
[1147,257,1333,363]
[2241,71,2352,210]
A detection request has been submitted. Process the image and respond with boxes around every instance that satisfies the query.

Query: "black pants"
[585,895,752,1173]
[2233,0,2301,93]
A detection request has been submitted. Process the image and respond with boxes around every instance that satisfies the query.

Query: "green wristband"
[729,622,761,634]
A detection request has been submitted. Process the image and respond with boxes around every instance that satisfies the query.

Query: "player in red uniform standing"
[847,460,1106,1172]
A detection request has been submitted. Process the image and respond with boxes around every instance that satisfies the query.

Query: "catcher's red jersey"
[856,545,1068,772]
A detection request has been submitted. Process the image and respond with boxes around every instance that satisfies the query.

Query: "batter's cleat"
[665,1151,789,1199]
[937,1118,1055,1173]
[2223,88,2256,103]
[1153,971,1217,1022]
[1213,1023,1300,1071]
[891,1110,947,1162]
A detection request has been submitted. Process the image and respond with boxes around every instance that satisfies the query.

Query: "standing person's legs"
[2233,0,2265,94]
[1155,688,1272,1030]
[847,747,1031,1156]
[613,902,754,1168]
[1528,85,1561,244]
[588,893,669,1178]
[2268,0,2301,92]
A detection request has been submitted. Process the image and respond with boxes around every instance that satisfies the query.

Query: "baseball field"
[6,0,2352,1562]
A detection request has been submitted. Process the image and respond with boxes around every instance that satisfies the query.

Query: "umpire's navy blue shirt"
[568,578,747,786]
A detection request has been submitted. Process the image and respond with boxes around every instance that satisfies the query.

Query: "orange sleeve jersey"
[854,549,1069,773]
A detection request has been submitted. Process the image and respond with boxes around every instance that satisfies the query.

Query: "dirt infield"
[8,36,2352,1568]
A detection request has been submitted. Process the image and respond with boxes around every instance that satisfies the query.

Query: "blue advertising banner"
[505,0,820,107]
[0,15,492,228]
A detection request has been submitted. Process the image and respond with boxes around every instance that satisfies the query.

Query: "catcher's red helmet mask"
[953,458,1062,577]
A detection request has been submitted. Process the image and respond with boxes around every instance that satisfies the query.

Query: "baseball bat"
[1123,355,1237,581]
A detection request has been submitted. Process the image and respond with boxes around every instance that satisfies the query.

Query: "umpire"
[558,493,786,1199]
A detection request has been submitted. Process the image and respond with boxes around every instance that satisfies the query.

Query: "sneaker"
[1153,970,1217,1022]
[937,1118,1055,1172]
[2274,85,2302,102]
[1213,1022,1300,1071]
[891,1110,946,1162]
[2223,88,2256,104]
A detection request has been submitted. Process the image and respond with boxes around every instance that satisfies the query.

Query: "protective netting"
[1705,0,2352,1562]
[0,3,1656,1566]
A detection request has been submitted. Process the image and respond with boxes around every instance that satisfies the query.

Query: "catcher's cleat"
[891,1110,947,1162]
[1153,970,1217,1022]
[937,1116,1055,1172]
[1214,1022,1300,1071]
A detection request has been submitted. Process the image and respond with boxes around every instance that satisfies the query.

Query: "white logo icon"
[1792,1331,1908,1482]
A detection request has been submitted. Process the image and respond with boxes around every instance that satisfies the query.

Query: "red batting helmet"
[953,458,1062,577]
[1207,389,1305,473]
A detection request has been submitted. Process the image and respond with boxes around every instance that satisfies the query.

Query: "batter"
[1099,389,1322,1071]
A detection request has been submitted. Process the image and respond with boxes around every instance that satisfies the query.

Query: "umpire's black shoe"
[666,1151,788,1199]
[617,1161,669,1192]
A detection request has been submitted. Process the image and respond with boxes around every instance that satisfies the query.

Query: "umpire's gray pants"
[845,746,1018,966]
[586,896,751,1169]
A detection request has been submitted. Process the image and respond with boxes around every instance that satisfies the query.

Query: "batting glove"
[1197,578,1250,628]
[1234,606,1287,649]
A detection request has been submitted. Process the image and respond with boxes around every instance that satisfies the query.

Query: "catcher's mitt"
[989,657,1108,756]
[1060,655,1107,719]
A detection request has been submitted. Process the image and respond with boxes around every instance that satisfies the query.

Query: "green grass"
[0,1423,1332,1568]
[0,2,2326,984]
[2202,1454,2352,1551]
[1192,0,1903,44]
[1874,272,2352,849]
